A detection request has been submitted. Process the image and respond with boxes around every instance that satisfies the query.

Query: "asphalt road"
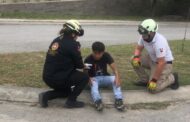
[0,100,189,122]
[0,21,190,53]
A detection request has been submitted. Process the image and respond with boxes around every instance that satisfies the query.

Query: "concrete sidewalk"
[0,85,189,105]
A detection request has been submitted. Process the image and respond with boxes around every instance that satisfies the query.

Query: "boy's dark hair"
[92,41,105,52]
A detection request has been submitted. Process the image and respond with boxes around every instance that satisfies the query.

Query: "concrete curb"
[0,19,187,26]
[0,19,140,25]
[0,85,190,105]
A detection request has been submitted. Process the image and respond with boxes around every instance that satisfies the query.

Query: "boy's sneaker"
[115,99,125,111]
[170,72,179,90]
[95,99,103,111]
[39,92,48,108]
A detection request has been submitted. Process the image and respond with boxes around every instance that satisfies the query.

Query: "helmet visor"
[138,25,149,35]
[78,28,84,36]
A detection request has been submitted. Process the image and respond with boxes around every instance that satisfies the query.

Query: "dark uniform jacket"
[43,36,84,82]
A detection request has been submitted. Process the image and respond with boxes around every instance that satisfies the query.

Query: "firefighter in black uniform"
[39,20,89,108]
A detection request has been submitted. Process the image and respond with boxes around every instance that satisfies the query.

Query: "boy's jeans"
[91,76,123,102]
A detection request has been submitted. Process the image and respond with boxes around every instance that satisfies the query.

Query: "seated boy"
[84,41,125,111]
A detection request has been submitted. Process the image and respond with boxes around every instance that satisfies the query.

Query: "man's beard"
[143,35,153,43]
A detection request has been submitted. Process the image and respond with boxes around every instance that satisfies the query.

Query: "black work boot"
[39,90,69,108]
[170,72,179,90]
[64,97,85,108]
[39,92,48,108]
[94,99,104,112]
[134,81,147,87]
[115,99,125,111]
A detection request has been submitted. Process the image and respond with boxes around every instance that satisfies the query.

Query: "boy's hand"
[89,77,93,86]
[109,63,121,87]
[114,77,121,87]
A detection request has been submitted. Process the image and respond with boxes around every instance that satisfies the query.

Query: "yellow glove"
[131,56,141,68]
[147,79,157,91]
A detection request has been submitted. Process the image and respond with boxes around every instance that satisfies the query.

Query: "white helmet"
[64,19,84,36]
[138,19,158,35]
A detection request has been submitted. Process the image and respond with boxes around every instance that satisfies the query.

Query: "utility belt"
[166,61,173,64]
[156,61,172,64]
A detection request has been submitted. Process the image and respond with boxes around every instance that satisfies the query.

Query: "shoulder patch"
[51,42,59,51]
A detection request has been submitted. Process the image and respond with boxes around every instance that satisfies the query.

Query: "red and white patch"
[51,42,59,51]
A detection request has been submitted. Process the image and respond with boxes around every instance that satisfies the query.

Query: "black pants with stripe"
[43,70,89,101]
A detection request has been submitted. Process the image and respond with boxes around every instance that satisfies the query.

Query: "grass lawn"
[0,12,147,20]
[0,12,187,21]
[0,40,189,89]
